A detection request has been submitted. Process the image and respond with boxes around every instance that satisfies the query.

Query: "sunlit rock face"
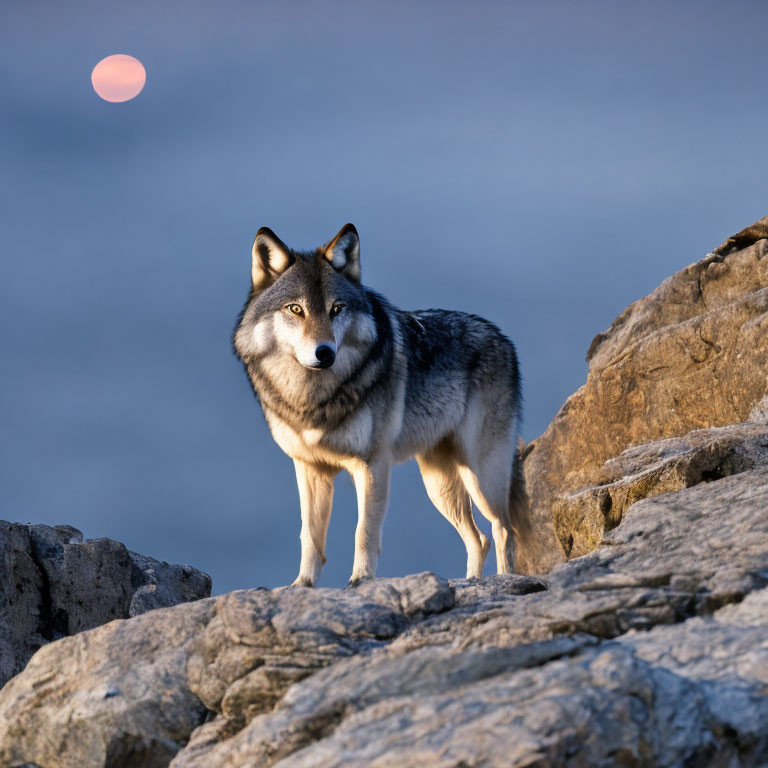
[520,216,768,573]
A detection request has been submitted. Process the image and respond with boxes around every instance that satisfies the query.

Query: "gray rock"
[0,521,212,688]
[186,572,454,721]
[171,468,768,767]
[128,551,213,617]
[269,590,768,768]
[0,574,453,768]
[2,467,766,767]
[0,598,215,768]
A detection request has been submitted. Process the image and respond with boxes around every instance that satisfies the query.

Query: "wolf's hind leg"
[292,460,336,587]
[417,449,489,579]
[457,442,515,575]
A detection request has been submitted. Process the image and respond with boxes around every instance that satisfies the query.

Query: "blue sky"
[2,1,767,592]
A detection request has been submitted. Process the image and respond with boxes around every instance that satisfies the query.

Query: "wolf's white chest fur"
[265,404,376,467]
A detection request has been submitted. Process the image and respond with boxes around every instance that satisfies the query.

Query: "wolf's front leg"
[349,459,391,585]
[292,460,336,587]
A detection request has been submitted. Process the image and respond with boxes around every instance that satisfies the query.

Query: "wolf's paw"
[346,575,373,588]
[290,576,315,588]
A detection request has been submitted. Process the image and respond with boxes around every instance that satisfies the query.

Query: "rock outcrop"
[553,420,768,558]
[0,522,212,688]
[1,217,767,767]
[520,216,768,573]
[1,458,767,766]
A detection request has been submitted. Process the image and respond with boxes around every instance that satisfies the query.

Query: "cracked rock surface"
[553,421,768,558]
[0,522,212,688]
[2,466,767,767]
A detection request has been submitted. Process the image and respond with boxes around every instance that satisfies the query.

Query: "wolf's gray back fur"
[234,224,530,586]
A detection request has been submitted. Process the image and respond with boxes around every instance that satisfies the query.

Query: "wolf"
[234,224,531,586]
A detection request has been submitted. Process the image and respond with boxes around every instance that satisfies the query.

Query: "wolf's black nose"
[315,344,336,368]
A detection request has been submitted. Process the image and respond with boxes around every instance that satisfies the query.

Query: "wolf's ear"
[252,228,293,290]
[323,224,360,282]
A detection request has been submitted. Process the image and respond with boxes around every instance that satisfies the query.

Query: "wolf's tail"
[510,439,535,572]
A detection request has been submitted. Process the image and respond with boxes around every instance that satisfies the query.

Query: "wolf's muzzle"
[315,344,336,369]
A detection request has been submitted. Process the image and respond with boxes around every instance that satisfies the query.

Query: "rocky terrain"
[0,217,766,767]
[519,216,768,574]
[0,522,212,688]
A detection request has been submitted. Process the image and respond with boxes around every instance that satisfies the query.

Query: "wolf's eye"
[286,304,304,317]
[329,303,345,319]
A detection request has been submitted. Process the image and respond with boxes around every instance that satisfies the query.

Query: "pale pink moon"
[91,54,146,102]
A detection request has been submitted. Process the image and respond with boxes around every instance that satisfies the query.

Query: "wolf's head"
[234,224,376,374]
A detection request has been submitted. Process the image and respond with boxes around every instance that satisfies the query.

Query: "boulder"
[0,574,454,768]
[0,598,214,768]
[1,464,766,767]
[263,588,768,768]
[0,521,212,688]
[520,217,768,573]
[172,466,768,767]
